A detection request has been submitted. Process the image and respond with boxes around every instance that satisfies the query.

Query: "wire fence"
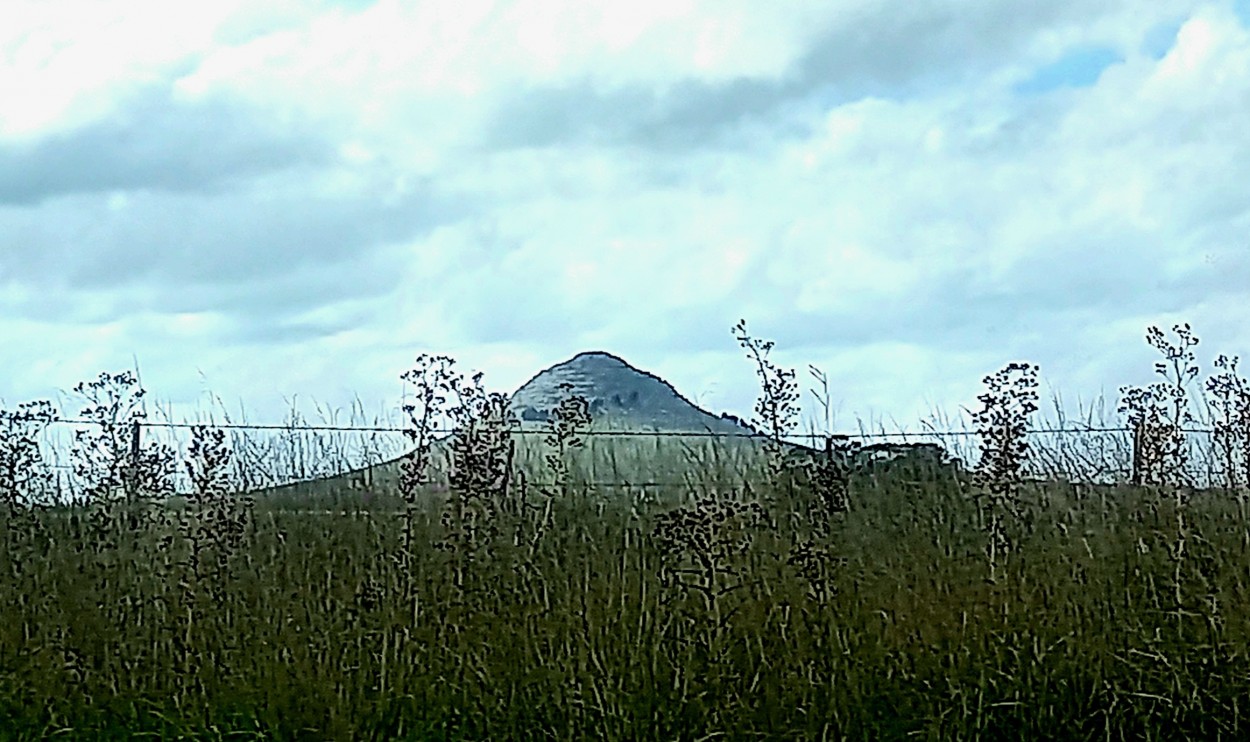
[17,415,1243,504]
[46,419,1215,437]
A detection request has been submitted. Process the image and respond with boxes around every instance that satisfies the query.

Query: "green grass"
[3,454,1250,740]
[3,320,1249,739]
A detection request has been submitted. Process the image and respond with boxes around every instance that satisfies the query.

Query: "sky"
[3,0,1250,458]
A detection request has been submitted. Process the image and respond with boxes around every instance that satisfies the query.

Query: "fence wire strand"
[41,418,1220,438]
[21,417,1234,494]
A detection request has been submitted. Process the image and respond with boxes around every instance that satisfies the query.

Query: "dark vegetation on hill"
[1,319,1249,739]
[255,347,961,510]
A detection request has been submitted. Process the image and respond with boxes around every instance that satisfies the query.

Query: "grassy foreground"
[2,319,1249,739]
[3,465,1250,740]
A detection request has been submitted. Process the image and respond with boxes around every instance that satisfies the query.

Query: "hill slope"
[251,351,761,501]
[248,351,960,504]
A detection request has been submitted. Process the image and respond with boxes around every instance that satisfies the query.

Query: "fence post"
[1130,417,1143,487]
[502,437,517,518]
[126,420,141,501]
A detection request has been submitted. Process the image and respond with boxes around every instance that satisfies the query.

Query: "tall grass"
[0,321,1249,739]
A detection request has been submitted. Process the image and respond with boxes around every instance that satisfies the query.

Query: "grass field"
[1,321,1249,739]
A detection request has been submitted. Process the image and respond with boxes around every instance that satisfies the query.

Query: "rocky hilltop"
[250,350,763,501]
[250,350,960,501]
[507,351,755,436]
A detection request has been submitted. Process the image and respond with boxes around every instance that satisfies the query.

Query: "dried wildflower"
[651,493,769,598]
[1205,354,1250,494]
[0,400,57,510]
[70,371,176,502]
[786,538,848,603]
[1118,323,1199,491]
[970,361,1039,579]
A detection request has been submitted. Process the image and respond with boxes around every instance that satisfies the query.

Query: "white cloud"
[169,0,828,146]
[0,0,247,141]
[2,0,1248,475]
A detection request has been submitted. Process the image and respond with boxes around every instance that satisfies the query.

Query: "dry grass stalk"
[542,381,593,492]
[526,381,593,550]
[803,365,863,525]
[171,423,251,708]
[184,424,252,562]
[970,361,1040,582]
[0,401,57,511]
[732,319,800,493]
[66,372,180,564]
[70,371,177,503]
[732,322,861,600]
[650,492,770,664]
[1119,323,1199,492]
[1205,354,1250,501]
[1119,323,1204,637]
[397,354,460,569]
[436,370,518,588]
[0,401,58,583]
[733,318,816,557]
[6,318,1250,737]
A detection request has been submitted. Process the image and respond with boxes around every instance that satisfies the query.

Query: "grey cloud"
[0,88,334,205]
[482,0,1115,153]
[227,304,376,346]
[793,0,1072,93]
[485,76,801,152]
[0,173,472,326]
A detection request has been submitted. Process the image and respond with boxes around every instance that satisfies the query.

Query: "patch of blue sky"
[1235,0,1250,29]
[1141,20,1182,60]
[1012,45,1123,95]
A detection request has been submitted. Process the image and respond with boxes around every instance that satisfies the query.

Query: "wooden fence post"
[1130,417,1143,487]
[126,420,141,501]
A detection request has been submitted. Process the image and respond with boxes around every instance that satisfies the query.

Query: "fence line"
[24,417,1241,497]
[40,418,1224,438]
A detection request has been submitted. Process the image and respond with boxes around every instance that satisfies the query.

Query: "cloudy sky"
[3,0,1249,449]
